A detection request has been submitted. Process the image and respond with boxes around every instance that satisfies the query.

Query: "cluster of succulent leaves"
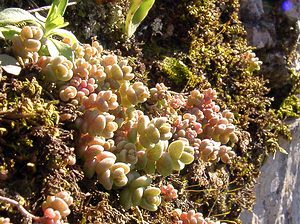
[0,0,298,223]
[0,0,78,60]
[70,0,293,221]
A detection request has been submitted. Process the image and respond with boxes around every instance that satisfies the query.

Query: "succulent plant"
[39,55,74,82]
[77,110,118,138]
[120,172,161,211]
[119,82,150,107]
[160,184,178,201]
[82,90,118,112]
[218,145,236,164]
[12,26,43,59]
[59,85,77,102]
[157,140,194,176]
[116,140,138,165]
[43,208,63,224]
[42,191,73,219]
[198,139,236,163]
[137,116,172,149]
[136,139,194,176]
[0,217,11,224]
[173,209,226,224]
[77,134,130,190]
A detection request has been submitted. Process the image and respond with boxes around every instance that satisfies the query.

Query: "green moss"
[278,95,300,119]
[162,57,203,90]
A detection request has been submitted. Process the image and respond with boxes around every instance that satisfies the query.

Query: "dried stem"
[0,195,41,221]
[27,1,77,13]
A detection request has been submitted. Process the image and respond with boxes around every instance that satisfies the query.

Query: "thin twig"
[27,1,77,13]
[134,206,149,224]
[0,195,41,221]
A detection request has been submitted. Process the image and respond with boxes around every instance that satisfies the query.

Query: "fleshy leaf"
[156,153,173,176]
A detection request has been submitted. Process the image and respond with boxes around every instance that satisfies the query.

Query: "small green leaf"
[45,16,67,34]
[125,0,155,37]
[49,38,74,61]
[0,25,21,40]
[47,0,68,19]
[0,54,22,75]
[0,8,37,25]
[45,0,68,33]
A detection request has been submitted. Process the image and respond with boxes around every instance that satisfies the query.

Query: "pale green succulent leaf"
[168,140,184,160]
[139,199,158,211]
[131,187,144,206]
[171,159,185,171]
[143,187,160,197]
[120,188,132,210]
[179,151,194,164]
[144,160,156,174]
[130,176,152,189]
[156,153,173,176]
[147,142,163,161]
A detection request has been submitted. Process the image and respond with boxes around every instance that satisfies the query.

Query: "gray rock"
[239,0,264,22]
[240,118,300,224]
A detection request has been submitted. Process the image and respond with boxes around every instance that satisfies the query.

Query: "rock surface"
[240,0,300,104]
[240,1,300,223]
[240,118,300,224]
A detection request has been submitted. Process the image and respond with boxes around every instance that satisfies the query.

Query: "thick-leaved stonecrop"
[0,2,238,223]
[52,38,238,213]
[0,0,78,62]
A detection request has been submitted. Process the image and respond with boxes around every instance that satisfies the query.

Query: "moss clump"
[277,94,300,120]
[162,57,204,90]
[0,73,78,223]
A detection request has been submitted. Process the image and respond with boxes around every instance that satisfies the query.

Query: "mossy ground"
[0,0,299,223]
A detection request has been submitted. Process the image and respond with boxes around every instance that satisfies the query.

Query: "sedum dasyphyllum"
[120,172,161,211]
[136,139,195,176]
[174,209,226,224]
[77,134,130,190]
[160,184,178,201]
[12,26,43,59]
[0,217,11,224]
[38,56,74,82]
[41,191,73,223]
[36,39,239,210]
